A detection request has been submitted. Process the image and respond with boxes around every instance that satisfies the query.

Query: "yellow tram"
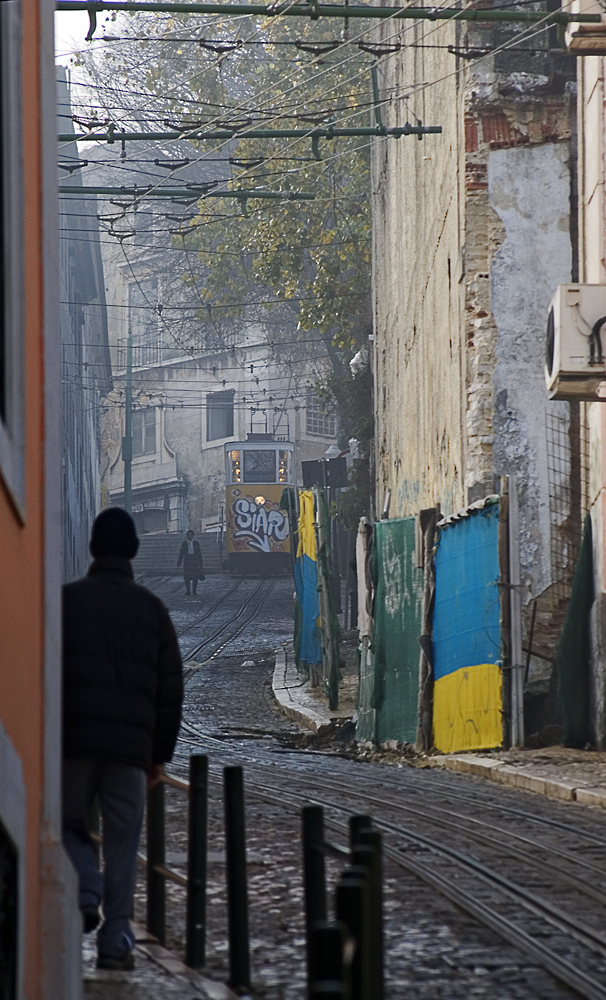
[224,436,294,574]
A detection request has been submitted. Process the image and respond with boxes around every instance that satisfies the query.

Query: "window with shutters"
[206,390,234,441]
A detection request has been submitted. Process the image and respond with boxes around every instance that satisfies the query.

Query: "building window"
[132,408,156,457]
[0,1,24,513]
[207,389,234,441]
[306,391,336,437]
[128,278,160,366]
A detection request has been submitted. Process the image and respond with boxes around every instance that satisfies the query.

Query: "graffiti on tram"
[226,486,290,554]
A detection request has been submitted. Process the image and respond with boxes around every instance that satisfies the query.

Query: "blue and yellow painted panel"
[294,490,322,666]
[432,502,502,753]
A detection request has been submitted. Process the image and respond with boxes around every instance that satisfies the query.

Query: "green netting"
[372,517,424,744]
[556,513,593,748]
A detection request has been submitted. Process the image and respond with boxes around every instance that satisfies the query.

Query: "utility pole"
[123,330,133,513]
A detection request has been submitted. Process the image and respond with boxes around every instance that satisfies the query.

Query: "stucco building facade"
[372,7,581,715]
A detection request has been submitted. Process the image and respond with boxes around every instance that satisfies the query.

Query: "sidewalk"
[83,924,239,1000]
[428,746,606,807]
[272,645,356,734]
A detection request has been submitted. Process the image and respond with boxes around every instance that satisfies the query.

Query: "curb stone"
[133,924,240,1000]
[271,647,334,734]
[429,754,606,807]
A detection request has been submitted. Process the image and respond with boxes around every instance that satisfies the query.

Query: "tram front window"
[243,449,276,483]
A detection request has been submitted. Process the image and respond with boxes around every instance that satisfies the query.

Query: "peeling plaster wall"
[489,142,572,596]
[371,22,467,520]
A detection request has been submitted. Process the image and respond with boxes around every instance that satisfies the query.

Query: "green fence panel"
[372,518,424,744]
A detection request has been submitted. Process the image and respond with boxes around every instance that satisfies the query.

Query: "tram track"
[181,576,277,679]
[170,724,606,1000]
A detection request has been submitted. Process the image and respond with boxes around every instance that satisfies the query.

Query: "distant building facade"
[57,68,113,580]
[99,237,338,534]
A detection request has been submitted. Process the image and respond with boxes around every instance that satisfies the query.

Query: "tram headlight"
[255,495,266,506]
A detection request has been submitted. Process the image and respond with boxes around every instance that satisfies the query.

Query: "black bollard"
[312,984,346,998]
[303,805,327,996]
[359,829,384,1000]
[310,920,345,989]
[147,780,166,945]
[224,766,250,991]
[351,845,381,1000]
[348,815,372,848]
[336,875,371,1000]
[186,754,208,969]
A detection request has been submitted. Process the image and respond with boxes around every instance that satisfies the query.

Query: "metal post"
[349,815,372,848]
[123,329,133,514]
[303,805,327,996]
[224,766,250,990]
[147,781,166,945]
[186,754,208,969]
[507,474,525,746]
[335,875,371,1000]
[359,829,383,1000]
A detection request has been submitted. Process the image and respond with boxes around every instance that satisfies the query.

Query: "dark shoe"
[97,951,135,971]
[82,906,101,933]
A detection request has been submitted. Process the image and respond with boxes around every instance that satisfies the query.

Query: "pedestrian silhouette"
[62,507,183,970]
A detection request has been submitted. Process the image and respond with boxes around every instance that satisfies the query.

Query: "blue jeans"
[62,758,146,957]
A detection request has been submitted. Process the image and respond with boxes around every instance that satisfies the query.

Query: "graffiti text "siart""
[232,497,289,552]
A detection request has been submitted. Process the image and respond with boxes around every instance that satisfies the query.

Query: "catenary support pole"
[224,766,250,990]
[186,754,208,969]
[147,780,166,945]
[123,329,132,513]
[508,473,525,746]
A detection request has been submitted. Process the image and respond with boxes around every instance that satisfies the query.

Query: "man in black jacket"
[62,508,183,970]
[177,529,205,596]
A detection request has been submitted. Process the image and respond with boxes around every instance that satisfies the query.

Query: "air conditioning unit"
[545,284,606,400]
[565,0,606,54]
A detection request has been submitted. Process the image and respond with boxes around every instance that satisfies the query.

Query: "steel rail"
[145,752,606,1000]
[225,770,606,959]
[227,777,606,1000]
[277,768,606,883]
[167,725,606,847]
[182,576,276,678]
[55,1,603,26]
[176,576,245,638]
[170,729,606,903]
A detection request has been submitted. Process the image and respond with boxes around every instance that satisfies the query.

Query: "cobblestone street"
[93,571,606,1000]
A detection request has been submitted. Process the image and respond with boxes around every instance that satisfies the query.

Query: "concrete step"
[133,533,225,577]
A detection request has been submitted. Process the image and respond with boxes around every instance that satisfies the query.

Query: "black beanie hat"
[90,508,139,560]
